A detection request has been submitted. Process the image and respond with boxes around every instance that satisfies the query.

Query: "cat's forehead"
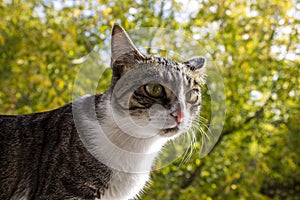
[147,56,204,87]
[151,56,181,69]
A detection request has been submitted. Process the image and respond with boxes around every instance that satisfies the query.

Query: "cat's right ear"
[183,57,206,71]
[111,24,145,66]
[183,57,206,84]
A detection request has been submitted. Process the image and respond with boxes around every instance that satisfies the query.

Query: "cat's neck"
[73,93,168,173]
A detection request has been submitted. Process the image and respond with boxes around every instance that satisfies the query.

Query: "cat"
[0,24,206,200]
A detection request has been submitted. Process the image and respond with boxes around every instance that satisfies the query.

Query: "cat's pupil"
[145,83,164,98]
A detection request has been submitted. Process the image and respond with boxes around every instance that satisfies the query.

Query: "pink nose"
[171,109,184,125]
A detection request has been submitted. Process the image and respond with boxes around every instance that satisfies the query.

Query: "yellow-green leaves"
[0,0,299,199]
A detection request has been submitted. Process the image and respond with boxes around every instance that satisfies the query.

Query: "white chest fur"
[98,117,166,200]
[101,170,150,200]
[73,95,168,200]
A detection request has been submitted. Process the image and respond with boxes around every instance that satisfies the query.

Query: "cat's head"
[108,24,206,139]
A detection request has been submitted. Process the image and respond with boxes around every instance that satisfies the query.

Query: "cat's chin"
[158,127,181,138]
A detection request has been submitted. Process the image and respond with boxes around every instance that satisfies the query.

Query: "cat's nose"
[171,109,184,125]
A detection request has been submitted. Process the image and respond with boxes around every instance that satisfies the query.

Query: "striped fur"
[0,24,206,199]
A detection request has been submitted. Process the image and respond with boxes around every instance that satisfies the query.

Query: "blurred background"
[0,0,299,199]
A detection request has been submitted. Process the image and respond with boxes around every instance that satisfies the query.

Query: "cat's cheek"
[178,118,193,132]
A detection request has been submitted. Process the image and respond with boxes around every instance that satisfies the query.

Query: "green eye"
[145,83,164,98]
[186,89,199,104]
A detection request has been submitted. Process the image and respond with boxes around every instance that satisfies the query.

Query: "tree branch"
[181,162,204,189]
[177,83,276,192]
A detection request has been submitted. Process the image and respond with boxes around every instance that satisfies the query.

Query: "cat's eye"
[186,89,199,104]
[145,83,164,98]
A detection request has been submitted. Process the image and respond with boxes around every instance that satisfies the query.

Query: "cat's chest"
[102,170,149,200]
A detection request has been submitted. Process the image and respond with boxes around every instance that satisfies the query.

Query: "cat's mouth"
[159,126,180,137]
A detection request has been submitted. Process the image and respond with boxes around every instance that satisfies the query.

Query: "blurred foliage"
[0,0,299,199]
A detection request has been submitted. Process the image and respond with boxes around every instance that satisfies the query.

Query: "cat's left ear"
[111,24,145,65]
[183,57,206,83]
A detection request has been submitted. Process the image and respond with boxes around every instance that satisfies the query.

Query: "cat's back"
[0,96,112,199]
[0,104,74,199]
[0,103,73,143]
[0,114,27,139]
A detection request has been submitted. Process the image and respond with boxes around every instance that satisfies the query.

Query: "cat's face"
[109,25,206,139]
